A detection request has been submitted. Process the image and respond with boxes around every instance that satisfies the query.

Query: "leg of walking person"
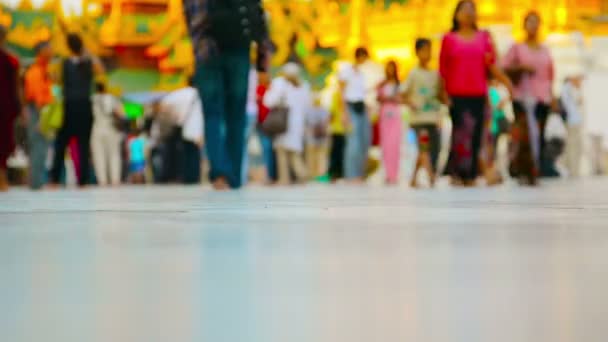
[289,150,308,183]
[305,144,314,178]
[26,105,48,190]
[0,110,17,190]
[344,106,369,180]
[91,129,108,186]
[222,50,250,189]
[108,130,123,186]
[77,104,94,187]
[344,113,362,180]
[427,125,441,173]
[194,56,230,189]
[276,146,290,185]
[566,125,583,177]
[329,134,345,180]
[241,114,256,185]
[50,117,72,185]
[535,103,550,176]
[181,140,202,184]
[258,129,276,181]
[380,111,402,183]
[468,97,486,182]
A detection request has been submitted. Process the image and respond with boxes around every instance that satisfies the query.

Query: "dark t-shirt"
[62,57,93,102]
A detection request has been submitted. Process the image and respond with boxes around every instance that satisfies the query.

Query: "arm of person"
[436,75,450,107]
[560,84,579,120]
[489,64,514,98]
[90,54,105,76]
[399,71,417,108]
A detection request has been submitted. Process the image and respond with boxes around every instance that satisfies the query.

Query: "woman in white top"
[91,82,124,186]
[264,63,311,185]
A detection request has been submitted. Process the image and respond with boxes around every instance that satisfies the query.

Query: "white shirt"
[92,93,122,132]
[160,86,204,144]
[246,68,258,117]
[561,81,584,126]
[264,77,312,152]
[338,63,366,103]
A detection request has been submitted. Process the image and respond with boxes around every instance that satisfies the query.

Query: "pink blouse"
[502,43,554,104]
[439,31,495,97]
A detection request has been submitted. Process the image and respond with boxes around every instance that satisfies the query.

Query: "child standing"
[126,124,147,184]
[306,94,330,179]
[402,38,444,187]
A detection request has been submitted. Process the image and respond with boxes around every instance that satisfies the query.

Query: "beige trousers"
[92,126,122,186]
[276,147,308,184]
[566,125,583,178]
[306,144,326,179]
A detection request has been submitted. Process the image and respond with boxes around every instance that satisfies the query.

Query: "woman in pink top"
[503,11,555,176]
[439,0,512,186]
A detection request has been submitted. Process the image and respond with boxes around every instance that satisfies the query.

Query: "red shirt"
[439,31,495,97]
[256,84,269,124]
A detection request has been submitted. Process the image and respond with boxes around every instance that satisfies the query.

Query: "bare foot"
[409,179,418,188]
[348,178,365,185]
[0,169,8,192]
[449,177,464,187]
[463,179,476,187]
[212,177,230,191]
[46,183,62,190]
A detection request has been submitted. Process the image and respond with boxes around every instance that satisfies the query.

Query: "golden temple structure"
[2,0,607,89]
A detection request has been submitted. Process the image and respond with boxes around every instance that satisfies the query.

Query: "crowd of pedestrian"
[0,0,596,192]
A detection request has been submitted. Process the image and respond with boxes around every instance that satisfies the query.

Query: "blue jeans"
[241,113,257,185]
[344,104,370,179]
[27,104,49,190]
[193,49,250,188]
[257,127,276,181]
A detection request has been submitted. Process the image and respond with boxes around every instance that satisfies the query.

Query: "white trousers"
[91,126,123,186]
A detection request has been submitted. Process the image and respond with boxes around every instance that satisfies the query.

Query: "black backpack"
[207,0,267,49]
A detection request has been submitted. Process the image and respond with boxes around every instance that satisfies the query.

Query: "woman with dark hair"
[377,60,402,184]
[439,0,512,186]
[50,33,104,187]
[0,25,21,191]
[502,11,555,177]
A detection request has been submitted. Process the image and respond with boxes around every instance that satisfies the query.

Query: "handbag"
[261,96,289,137]
[312,122,328,139]
[496,116,511,135]
[39,101,64,139]
[504,44,527,86]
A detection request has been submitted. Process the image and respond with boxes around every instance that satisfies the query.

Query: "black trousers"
[50,98,93,186]
[329,134,345,180]
[412,124,441,172]
[180,140,201,184]
[446,96,486,181]
[533,102,554,177]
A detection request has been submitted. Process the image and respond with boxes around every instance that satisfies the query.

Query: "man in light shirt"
[339,47,373,182]
[159,82,204,184]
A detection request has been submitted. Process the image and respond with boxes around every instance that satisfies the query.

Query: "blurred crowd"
[0,0,603,192]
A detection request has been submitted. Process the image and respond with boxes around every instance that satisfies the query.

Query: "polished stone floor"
[1,179,608,342]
